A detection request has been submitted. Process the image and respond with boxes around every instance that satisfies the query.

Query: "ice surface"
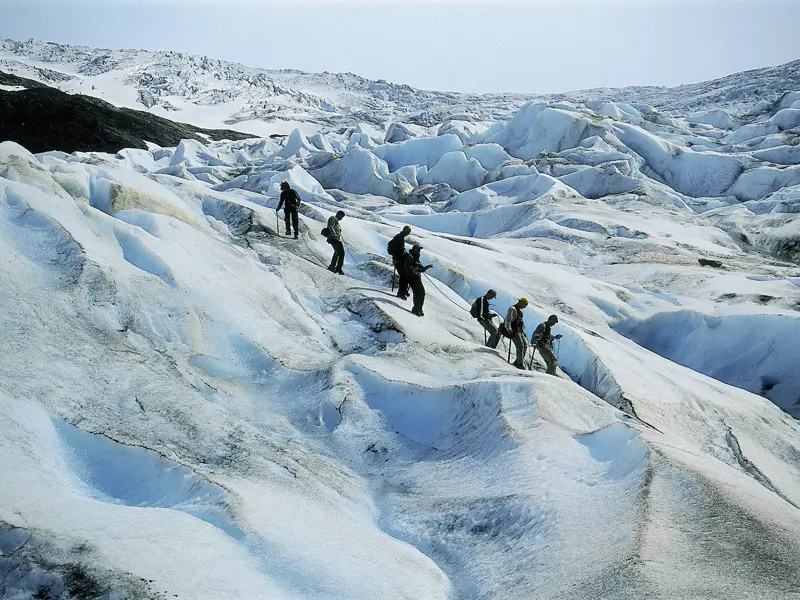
[2,52,800,600]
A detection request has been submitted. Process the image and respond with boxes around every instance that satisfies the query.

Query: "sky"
[1,0,799,94]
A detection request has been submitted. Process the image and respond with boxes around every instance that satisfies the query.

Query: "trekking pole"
[275,210,279,234]
[528,345,537,370]
[392,266,396,292]
[507,342,512,364]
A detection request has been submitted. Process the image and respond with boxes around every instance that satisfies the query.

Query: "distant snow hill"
[2,37,800,600]
[1,37,799,136]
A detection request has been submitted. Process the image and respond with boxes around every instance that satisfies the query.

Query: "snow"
[2,39,800,600]
[487,103,609,160]
[615,310,800,416]
[422,150,487,192]
[373,134,464,170]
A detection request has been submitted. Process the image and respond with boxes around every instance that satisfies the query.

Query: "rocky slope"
[0,72,254,154]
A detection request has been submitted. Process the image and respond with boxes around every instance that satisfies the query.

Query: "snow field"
[2,67,800,599]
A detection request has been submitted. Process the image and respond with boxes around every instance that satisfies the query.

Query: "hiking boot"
[336,268,344,275]
[293,232,299,239]
[328,266,336,273]
[285,230,291,236]
[397,293,408,300]
[513,363,525,370]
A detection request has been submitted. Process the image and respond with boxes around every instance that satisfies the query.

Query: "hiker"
[471,289,500,348]
[532,314,562,375]
[404,243,432,316]
[326,210,346,275]
[276,181,301,239]
[387,225,412,300]
[504,297,529,369]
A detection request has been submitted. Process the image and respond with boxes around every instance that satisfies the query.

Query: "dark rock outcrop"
[698,258,724,268]
[0,71,256,154]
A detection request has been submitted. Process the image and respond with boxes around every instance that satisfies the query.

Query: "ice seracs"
[2,41,800,600]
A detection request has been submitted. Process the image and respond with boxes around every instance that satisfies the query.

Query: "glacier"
[1,40,800,600]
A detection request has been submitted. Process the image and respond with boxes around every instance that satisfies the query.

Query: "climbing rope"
[421,272,512,358]
[299,232,330,269]
[343,241,364,267]
[423,272,469,312]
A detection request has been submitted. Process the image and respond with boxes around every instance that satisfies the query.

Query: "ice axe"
[528,345,537,370]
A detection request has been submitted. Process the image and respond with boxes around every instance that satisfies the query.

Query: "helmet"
[411,243,423,251]
[487,289,497,297]
[518,297,529,306]
[548,314,559,323]
[402,225,412,234]
[280,181,290,189]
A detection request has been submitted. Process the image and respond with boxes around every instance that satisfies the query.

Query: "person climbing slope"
[387,225,412,300]
[532,314,562,375]
[326,210,346,275]
[404,243,432,317]
[503,298,529,369]
[276,181,301,239]
[471,289,500,348]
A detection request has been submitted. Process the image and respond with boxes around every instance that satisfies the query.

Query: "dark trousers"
[409,275,425,313]
[284,208,299,235]
[329,239,345,271]
[393,257,408,296]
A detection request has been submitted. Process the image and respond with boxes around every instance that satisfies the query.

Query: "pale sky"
[1,0,799,94]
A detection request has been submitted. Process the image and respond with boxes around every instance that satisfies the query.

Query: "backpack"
[387,234,404,257]
[498,322,513,338]
[321,227,330,237]
[470,298,481,319]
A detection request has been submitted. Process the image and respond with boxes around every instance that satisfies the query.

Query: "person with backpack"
[471,289,500,348]
[387,225,412,300]
[502,297,529,369]
[276,181,301,239]
[531,314,562,375]
[326,210,346,275]
[403,243,432,317]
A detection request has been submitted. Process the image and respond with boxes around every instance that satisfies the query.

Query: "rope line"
[422,273,511,355]
[423,272,469,312]
[343,242,364,267]
[299,233,329,269]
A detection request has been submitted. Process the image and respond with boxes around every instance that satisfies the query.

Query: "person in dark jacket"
[326,210,346,274]
[276,181,301,238]
[404,244,432,317]
[388,225,412,299]
[474,289,500,348]
[531,314,562,375]
[504,298,529,369]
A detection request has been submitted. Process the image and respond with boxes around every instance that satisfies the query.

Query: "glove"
[554,334,563,339]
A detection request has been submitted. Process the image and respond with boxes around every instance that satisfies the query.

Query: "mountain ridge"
[2,36,799,137]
